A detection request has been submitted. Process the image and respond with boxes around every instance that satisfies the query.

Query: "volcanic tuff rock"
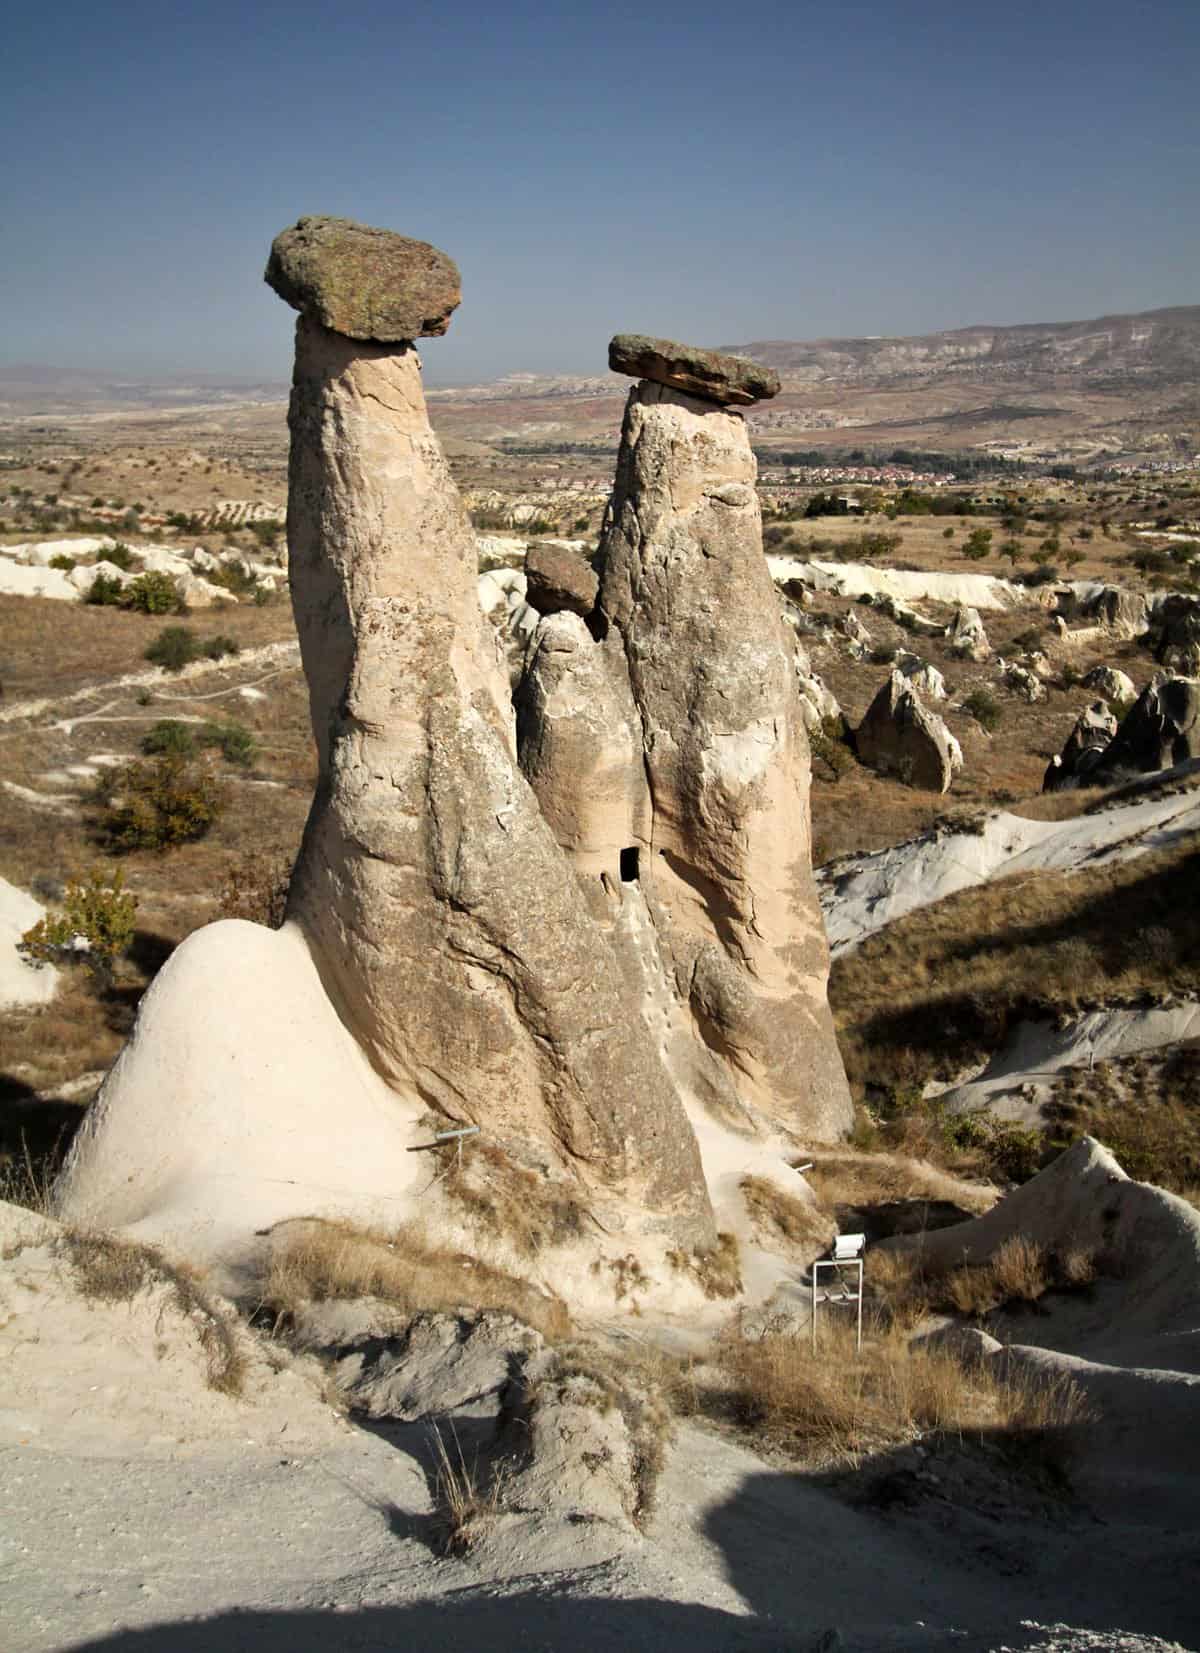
[1043,700,1119,792]
[856,671,963,794]
[608,333,781,406]
[1090,676,1200,778]
[1151,594,1200,676]
[945,604,991,661]
[265,215,461,342]
[1084,665,1136,702]
[56,226,853,1275]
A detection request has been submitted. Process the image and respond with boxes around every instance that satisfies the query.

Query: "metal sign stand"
[811,1232,865,1352]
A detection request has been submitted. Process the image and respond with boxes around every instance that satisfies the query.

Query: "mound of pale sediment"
[0,877,58,1010]
[931,1001,1200,1122]
[818,786,1200,955]
[766,556,1021,612]
[898,1138,1200,1367]
[53,919,428,1258]
[0,1201,343,1456]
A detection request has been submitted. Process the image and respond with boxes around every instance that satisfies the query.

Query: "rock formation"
[1084,665,1136,703]
[523,541,598,617]
[856,672,963,793]
[1000,658,1047,704]
[1090,676,1200,778]
[1151,594,1200,676]
[1043,700,1119,791]
[945,605,990,660]
[607,333,780,406]
[55,226,851,1279]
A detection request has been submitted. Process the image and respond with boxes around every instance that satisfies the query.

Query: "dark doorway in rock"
[619,846,640,883]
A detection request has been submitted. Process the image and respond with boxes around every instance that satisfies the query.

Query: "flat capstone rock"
[608,333,780,407]
[265,216,460,342]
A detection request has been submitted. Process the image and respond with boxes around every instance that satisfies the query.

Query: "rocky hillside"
[729,305,1200,391]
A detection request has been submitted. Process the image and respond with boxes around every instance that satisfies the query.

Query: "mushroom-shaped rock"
[608,333,780,407]
[524,541,599,618]
[265,215,461,341]
[856,672,962,793]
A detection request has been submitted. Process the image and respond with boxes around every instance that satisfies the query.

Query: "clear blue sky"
[2,0,1196,384]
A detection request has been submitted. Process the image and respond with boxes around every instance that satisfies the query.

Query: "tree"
[961,527,993,561]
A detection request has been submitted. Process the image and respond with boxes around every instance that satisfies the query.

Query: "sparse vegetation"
[56,1227,246,1395]
[713,1315,1088,1469]
[94,752,225,850]
[962,687,1001,731]
[260,1216,569,1342]
[18,866,137,979]
[438,1138,588,1258]
[219,850,292,928]
[429,1423,510,1554]
[665,1231,743,1298]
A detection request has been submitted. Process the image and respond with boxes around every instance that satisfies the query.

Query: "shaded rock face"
[1092,676,1200,777]
[1152,595,1200,676]
[608,334,780,406]
[283,316,714,1246]
[1001,659,1047,704]
[1043,700,1119,792]
[265,216,461,342]
[523,542,599,618]
[856,672,962,793]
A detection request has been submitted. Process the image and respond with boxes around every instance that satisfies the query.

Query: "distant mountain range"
[726,305,1200,391]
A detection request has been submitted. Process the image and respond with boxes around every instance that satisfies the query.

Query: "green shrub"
[144,626,201,672]
[18,867,137,979]
[199,720,256,767]
[203,633,239,661]
[49,553,77,572]
[141,720,198,759]
[122,572,185,615]
[105,543,135,572]
[809,717,856,782]
[961,527,993,561]
[206,560,260,599]
[963,688,1001,732]
[87,571,126,606]
[95,754,224,851]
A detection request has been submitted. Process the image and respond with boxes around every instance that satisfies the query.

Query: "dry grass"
[429,1423,510,1555]
[740,1175,836,1257]
[868,1237,1100,1324]
[666,1231,743,1299]
[438,1138,588,1258]
[260,1215,570,1343]
[0,591,295,701]
[802,1150,995,1217]
[830,837,1200,1118]
[56,1227,246,1395]
[715,1315,1088,1470]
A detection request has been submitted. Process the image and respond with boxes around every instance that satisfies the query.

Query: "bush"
[203,633,239,661]
[87,571,126,607]
[96,754,224,850]
[18,867,138,978]
[963,688,1001,732]
[144,626,201,672]
[48,553,77,572]
[961,528,993,561]
[105,543,135,572]
[141,720,198,759]
[206,560,261,599]
[199,720,256,767]
[219,851,290,928]
[122,571,185,615]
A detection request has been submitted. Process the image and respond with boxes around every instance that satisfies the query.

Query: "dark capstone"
[608,334,781,406]
[265,216,460,342]
[524,542,599,618]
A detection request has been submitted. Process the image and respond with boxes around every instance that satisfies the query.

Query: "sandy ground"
[4,1407,1197,1651]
